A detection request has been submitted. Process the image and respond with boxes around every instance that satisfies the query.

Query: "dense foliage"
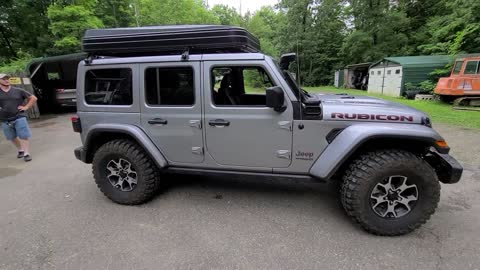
[0,0,478,85]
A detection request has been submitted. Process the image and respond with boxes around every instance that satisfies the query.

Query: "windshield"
[272,59,310,100]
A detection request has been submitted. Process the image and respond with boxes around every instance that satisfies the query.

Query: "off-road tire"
[341,149,440,236]
[92,139,161,205]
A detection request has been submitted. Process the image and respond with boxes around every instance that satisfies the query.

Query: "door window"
[211,66,274,106]
[145,67,194,106]
[453,61,464,74]
[85,68,132,105]
[464,61,479,74]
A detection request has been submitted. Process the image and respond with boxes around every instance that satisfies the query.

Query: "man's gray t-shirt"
[0,87,32,121]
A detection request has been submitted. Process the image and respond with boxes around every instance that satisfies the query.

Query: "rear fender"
[84,124,168,168]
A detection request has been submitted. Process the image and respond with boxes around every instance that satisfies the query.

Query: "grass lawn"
[305,86,480,129]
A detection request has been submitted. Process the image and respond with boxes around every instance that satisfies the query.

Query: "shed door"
[368,68,383,94]
[383,67,402,97]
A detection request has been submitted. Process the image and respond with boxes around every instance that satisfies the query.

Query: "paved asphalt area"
[0,114,479,270]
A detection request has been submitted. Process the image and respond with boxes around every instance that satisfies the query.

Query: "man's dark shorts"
[1,117,31,140]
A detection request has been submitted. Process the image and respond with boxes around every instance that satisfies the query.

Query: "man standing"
[0,73,37,162]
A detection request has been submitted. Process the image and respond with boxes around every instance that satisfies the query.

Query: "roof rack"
[82,25,261,57]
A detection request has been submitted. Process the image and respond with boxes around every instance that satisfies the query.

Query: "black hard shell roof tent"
[82,25,261,57]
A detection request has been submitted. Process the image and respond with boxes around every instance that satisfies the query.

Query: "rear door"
[140,62,204,164]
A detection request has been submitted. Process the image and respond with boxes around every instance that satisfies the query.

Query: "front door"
[140,62,204,164]
[203,61,293,169]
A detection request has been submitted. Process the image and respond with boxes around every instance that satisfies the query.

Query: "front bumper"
[428,150,463,184]
[74,146,88,163]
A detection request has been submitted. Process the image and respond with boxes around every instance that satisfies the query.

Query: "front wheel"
[92,139,161,205]
[341,150,440,236]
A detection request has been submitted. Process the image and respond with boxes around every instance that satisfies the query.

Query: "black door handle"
[209,119,230,127]
[148,118,168,125]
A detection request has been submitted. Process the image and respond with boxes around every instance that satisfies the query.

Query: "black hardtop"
[82,25,261,56]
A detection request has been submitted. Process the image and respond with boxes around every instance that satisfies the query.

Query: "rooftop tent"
[368,55,452,97]
[82,25,261,56]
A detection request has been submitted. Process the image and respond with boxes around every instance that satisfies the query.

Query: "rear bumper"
[74,146,88,163]
[428,150,463,184]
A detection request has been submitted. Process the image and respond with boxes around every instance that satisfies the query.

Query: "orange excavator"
[435,56,480,108]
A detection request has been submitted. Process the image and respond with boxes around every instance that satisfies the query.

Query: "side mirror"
[266,86,286,112]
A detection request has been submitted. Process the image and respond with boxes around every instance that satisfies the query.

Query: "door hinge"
[276,150,291,160]
[189,120,202,129]
[192,147,204,155]
[278,121,292,131]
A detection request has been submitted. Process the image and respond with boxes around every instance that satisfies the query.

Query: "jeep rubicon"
[72,26,462,236]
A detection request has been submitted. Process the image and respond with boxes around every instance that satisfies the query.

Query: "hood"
[318,94,428,124]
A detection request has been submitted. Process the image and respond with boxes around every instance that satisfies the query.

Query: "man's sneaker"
[17,151,24,159]
[24,154,32,162]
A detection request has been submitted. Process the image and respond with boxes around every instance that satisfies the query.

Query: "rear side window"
[145,67,194,106]
[453,61,464,74]
[395,69,401,74]
[85,68,132,105]
[464,61,479,74]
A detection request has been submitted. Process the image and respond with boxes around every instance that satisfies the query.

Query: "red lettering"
[331,113,344,119]
[400,116,414,122]
[345,113,357,119]
[387,115,400,121]
[358,114,370,120]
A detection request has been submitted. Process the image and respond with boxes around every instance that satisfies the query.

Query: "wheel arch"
[310,123,446,180]
[84,124,168,169]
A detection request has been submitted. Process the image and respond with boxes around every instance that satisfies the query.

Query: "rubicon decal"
[331,113,414,122]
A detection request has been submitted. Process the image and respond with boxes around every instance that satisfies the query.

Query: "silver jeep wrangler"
[72,27,462,236]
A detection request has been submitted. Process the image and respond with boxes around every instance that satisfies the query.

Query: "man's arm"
[18,95,38,111]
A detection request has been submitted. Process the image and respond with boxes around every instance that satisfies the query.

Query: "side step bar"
[164,167,324,183]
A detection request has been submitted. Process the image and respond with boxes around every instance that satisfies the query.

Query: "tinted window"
[395,69,401,74]
[211,66,274,106]
[377,71,381,75]
[453,61,464,74]
[387,70,391,75]
[464,61,479,74]
[85,68,132,105]
[145,67,194,106]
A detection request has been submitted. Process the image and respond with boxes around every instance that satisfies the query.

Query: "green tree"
[211,4,242,26]
[47,4,103,54]
[246,6,284,57]
[0,0,53,61]
[419,0,480,55]
[95,0,135,28]
[138,0,219,26]
[341,0,411,64]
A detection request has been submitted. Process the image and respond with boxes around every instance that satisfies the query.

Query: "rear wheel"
[341,150,440,236]
[92,139,161,205]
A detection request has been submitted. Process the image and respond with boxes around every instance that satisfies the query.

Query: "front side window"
[464,61,479,74]
[145,67,194,106]
[211,66,274,106]
[453,61,464,74]
[85,68,132,105]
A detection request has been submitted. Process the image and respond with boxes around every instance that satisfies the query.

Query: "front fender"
[309,123,444,180]
[84,123,168,168]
